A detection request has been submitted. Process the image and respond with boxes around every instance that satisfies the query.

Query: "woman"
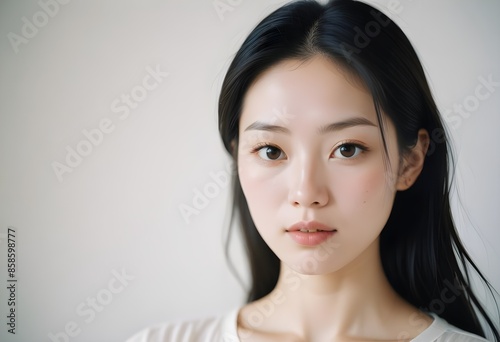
[128,0,499,340]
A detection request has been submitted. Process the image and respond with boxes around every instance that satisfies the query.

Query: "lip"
[285,221,337,246]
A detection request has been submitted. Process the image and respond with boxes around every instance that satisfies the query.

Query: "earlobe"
[230,139,237,155]
[396,129,430,191]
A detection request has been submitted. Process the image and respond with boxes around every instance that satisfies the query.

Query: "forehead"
[239,55,377,130]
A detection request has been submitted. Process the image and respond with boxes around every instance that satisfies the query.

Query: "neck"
[241,238,430,341]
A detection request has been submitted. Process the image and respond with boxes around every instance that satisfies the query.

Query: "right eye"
[252,143,286,161]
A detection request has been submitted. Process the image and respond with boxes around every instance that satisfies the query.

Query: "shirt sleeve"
[433,330,490,342]
[125,309,241,342]
[410,312,491,342]
[125,317,217,342]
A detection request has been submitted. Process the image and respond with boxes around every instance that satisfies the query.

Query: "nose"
[288,156,329,208]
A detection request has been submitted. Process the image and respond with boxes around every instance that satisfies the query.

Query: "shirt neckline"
[410,312,449,341]
[222,307,449,341]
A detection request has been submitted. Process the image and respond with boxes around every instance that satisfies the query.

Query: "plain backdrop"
[0,0,499,341]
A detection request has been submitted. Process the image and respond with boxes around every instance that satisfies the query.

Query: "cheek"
[332,163,395,220]
[237,157,284,219]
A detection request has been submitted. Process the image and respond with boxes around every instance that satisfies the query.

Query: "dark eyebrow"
[244,117,377,135]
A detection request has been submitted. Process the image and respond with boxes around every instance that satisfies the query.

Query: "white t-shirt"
[126,307,490,342]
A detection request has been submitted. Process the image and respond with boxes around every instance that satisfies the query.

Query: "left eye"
[332,144,365,159]
[256,145,286,161]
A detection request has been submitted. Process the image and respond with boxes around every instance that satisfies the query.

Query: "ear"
[396,129,430,191]
[230,139,237,154]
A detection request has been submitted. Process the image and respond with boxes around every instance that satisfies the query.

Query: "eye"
[253,143,286,161]
[332,143,367,159]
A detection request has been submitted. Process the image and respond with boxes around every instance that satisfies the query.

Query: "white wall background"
[0,0,499,341]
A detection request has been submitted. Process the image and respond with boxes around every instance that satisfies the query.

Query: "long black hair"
[218,0,499,339]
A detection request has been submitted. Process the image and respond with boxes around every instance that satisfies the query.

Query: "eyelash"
[250,141,369,161]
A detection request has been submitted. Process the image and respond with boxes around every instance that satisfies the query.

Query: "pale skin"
[235,55,432,342]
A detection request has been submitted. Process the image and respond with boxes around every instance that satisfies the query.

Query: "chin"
[285,256,346,276]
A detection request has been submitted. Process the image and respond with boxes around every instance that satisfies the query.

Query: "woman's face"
[237,55,403,275]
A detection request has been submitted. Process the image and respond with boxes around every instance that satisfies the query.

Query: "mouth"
[285,220,336,233]
[285,221,337,246]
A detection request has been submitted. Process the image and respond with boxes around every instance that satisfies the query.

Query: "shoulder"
[412,313,489,342]
[126,307,241,342]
